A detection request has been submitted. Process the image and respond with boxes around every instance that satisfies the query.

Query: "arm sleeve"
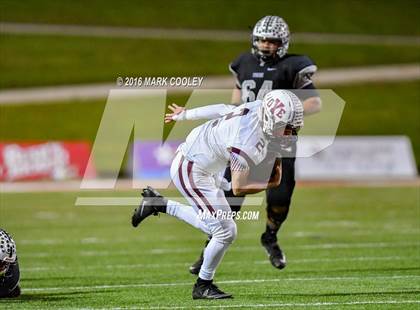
[292,56,318,89]
[230,152,250,172]
[184,104,237,120]
[290,55,320,100]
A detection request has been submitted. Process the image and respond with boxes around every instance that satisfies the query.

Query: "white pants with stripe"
[167,151,237,280]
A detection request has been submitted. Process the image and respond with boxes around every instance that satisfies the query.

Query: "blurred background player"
[189,15,322,273]
[133,90,303,299]
[0,229,20,298]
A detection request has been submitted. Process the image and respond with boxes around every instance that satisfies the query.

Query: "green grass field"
[2,0,419,35]
[0,186,418,308]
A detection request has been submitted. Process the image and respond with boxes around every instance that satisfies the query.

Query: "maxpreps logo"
[198,210,260,221]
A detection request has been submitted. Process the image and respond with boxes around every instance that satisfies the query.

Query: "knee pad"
[212,219,237,244]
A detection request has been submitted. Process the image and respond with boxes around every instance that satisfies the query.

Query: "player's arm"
[164,103,236,123]
[229,58,242,105]
[231,88,241,105]
[303,95,322,116]
[230,152,281,196]
[293,58,322,116]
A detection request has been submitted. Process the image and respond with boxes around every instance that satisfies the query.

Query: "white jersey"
[179,100,270,174]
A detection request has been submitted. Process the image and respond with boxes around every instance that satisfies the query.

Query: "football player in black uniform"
[189,15,321,273]
[0,229,20,298]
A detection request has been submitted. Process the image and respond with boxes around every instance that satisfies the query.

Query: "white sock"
[166,200,211,235]
[198,238,229,280]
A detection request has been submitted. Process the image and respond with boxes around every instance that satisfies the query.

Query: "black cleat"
[192,282,232,299]
[260,232,287,269]
[131,186,167,227]
[189,239,210,275]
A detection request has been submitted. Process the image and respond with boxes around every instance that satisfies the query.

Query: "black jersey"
[229,53,318,103]
[0,259,20,298]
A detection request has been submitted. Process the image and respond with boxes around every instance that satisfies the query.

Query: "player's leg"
[189,166,245,275]
[262,156,296,269]
[171,153,236,299]
[190,190,236,299]
[132,152,234,299]
[132,152,212,234]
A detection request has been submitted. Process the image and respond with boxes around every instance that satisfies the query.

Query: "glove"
[220,178,232,192]
[171,110,187,121]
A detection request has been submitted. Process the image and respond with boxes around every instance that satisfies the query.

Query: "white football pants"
[167,151,237,280]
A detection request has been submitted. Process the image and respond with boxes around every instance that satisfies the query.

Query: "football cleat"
[192,282,232,300]
[131,186,167,228]
[260,232,287,269]
[189,239,210,275]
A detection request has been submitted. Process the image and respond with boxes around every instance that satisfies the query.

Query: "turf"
[1,0,419,35]
[0,186,418,308]
[1,34,419,89]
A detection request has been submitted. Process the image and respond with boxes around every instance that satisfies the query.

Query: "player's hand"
[220,177,232,191]
[165,103,186,123]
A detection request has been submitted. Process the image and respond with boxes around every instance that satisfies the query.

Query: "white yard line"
[1,22,419,46]
[23,275,420,292]
[18,228,420,246]
[20,255,419,272]
[66,300,420,309]
[18,241,420,258]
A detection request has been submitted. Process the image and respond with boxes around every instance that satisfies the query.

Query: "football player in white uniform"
[131,90,303,299]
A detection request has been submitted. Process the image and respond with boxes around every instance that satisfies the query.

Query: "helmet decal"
[258,90,304,138]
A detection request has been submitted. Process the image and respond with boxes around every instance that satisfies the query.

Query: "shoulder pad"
[285,55,317,89]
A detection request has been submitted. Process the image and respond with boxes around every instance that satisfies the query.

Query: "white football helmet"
[0,229,17,273]
[258,90,304,138]
[252,15,290,59]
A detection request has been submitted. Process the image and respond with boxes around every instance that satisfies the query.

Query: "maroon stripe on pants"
[187,161,216,214]
[178,155,203,211]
